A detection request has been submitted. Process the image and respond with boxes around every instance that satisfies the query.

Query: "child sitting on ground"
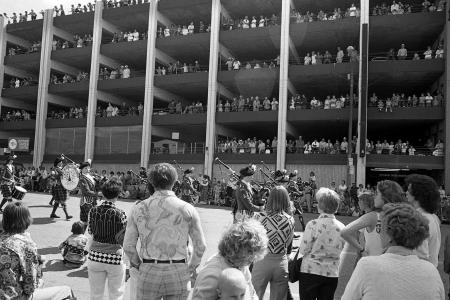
[217,268,248,300]
[59,221,88,267]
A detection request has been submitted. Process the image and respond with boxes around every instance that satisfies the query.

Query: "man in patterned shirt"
[124,163,207,300]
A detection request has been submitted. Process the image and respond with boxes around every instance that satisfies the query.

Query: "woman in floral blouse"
[0,202,73,299]
[298,188,345,300]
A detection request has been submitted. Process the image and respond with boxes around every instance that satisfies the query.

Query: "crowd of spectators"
[50,71,89,85]
[289,94,357,110]
[217,137,278,154]
[158,21,211,38]
[300,46,358,65]
[221,14,280,30]
[111,30,147,43]
[7,77,36,88]
[215,135,442,156]
[0,110,33,121]
[217,96,279,112]
[164,100,206,114]
[47,102,144,120]
[372,0,446,14]
[382,43,444,60]
[156,60,206,75]
[224,56,280,71]
[290,3,360,23]
[370,92,443,110]
[99,66,132,80]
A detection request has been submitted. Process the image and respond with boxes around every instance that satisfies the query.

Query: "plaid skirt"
[52,184,67,203]
[1,183,13,198]
[80,203,94,223]
[136,263,190,300]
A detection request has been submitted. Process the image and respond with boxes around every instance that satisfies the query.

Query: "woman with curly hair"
[251,186,295,300]
[342,203,445,299]
[405,174,441,267]
[191,219,268,299]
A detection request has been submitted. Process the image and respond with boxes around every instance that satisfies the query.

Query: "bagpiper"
[78,160,100,225]
[50,155,72,220]
[286,170,306,230]
[0,155,17,211]
[234,164,264,223]
[180,167,197,203]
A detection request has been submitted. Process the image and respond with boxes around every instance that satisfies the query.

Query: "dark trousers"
[299,272,338,300]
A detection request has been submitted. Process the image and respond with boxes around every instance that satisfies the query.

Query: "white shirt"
[415,208,441,267]
[342,247,445,300]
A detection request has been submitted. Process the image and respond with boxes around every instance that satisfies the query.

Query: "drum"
[61,164,80,191]
[12,186,27,200]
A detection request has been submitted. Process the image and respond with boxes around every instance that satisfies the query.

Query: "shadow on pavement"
[67,267,88,278]
[39,246,60,255]
[28,205,53,208]
[32,217,56,225]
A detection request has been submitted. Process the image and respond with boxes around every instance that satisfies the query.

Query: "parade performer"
[199,175,211,203]
[287,170,306,230]
[180,167,197,203]
[0,155,17,211]
[78,160,100,225]
[234,164,264,222]
[50,156,72,220]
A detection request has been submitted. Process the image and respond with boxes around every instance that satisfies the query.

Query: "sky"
[2,0,93,16]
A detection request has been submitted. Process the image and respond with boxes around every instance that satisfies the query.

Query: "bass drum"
[61,164,80,191]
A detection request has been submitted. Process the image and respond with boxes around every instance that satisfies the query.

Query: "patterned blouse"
[299,214,345,277]
[0,232,41,299]
[254,211,295,254]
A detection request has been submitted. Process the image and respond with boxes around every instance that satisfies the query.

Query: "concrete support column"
[444,0,450,188]
[140,0,158,168]
[84,1,104,161]
[33,10,54,167]
[356,0,369,185]
[0,16,7,117]
[203,0,221,177]
[276,0,291,170]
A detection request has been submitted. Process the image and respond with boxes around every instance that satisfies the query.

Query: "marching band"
[0,155,17,211]
[50,155,73,220]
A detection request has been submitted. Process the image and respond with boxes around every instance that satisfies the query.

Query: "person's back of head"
[217,268,247,300]
[358,192,375,213]
[382,202,429,250]
[149,163,178,191]
[316,187,340,214]
[266,185,290,214]
[71,221,85,235]
[2,202,32,234]
[101,178,123,200]
[405,174,440,214]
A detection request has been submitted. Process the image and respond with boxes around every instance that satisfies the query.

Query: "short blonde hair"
[316,187,340,214]
[218,219,268,268]
[266,186,291,214]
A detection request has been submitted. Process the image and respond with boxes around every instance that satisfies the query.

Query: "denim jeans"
[88,260,126,300]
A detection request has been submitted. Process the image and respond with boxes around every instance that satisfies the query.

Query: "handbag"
[288,250,302,283]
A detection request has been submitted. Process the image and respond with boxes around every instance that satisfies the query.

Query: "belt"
[142,258,186,264]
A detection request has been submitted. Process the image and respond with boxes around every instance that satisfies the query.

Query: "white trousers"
[88,260,126,300]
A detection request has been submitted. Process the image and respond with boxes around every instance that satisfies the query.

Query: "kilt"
[136,263,189,300]
[1,183,13,198]
[52,184,67,203]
